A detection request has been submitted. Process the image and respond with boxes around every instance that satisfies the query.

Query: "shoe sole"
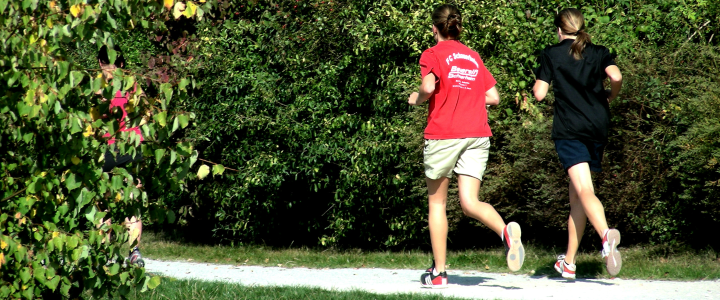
[505,222,524,272]
[605,229,622,276]
[421,284,448,289]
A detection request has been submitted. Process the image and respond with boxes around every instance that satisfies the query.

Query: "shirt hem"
[424,133,493,140]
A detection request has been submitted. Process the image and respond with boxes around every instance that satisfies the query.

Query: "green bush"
[163,0,719,249]
[0,0,214,298]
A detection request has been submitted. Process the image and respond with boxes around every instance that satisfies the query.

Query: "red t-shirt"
[419,40,497,139]
[103,86,143,145]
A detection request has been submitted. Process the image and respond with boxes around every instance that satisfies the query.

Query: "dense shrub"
[163,0,719,249]
[0,1,213,298]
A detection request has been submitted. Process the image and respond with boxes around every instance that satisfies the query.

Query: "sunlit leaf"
[197,164,210,179]
[212,164,225,176]
[173,2,185,19]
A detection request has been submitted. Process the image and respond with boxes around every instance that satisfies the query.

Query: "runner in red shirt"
[408,4,524,288]
[96,45,145,267]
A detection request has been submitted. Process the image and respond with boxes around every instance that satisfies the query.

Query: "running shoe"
[601,229,622,276]
[502,222,524,272]
[420,271,448,288]
[554,255,576,279]
[128,247,145,267]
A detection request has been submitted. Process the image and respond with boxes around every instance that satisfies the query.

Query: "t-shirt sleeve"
[535,50,553,83]
[600,47,616,69]
[478,60,497,92]
[419,50,440,82]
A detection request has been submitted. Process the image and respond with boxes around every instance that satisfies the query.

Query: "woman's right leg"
[456,175,505,236]
[565,162,608,264]
[427,177,450,273]
[564,180,587,264]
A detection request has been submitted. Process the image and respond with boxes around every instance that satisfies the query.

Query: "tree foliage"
[166,0,720,250]
[0,0,213,298]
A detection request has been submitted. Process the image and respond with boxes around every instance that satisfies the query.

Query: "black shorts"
[554,139,606,172]
[102,150,143,172]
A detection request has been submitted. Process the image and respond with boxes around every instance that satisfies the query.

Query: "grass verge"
[139,232,720,281]
[118,278,476,300]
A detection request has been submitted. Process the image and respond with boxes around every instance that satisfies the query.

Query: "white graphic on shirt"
[445,53,479,68]
[448,66,478,81]
[448,65,478,90]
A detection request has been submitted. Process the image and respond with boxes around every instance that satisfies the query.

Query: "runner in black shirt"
[533,8,623,279]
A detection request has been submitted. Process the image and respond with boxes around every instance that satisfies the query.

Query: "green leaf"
[197,164,210,179]
[19,267,31,283]
[163,86,173,108]
[34,231,42,241]
[65,173,81,191]
[169,150,177,165]
[52,236,64,252]
[60,281,72,297]
[124,75,136,91]
[45,276,61,291]
[33,265,46,283]
[153,111,167,127]
[84,205,97,223]
[120,271,130,284]
[0,286,9,299]
[7,71,21,87]
[212,164,225,176]
[66,235,79,250]
[172,115,179,132]
[70,71,84,87]
[167,210,176,224]
[0,0,8,14]
[108,47,117,66]
[108,263,120,276]
[70,117,82,134]
[147,276,161,289]
[178,114,189,129]
[71,248,82,261]
[155,149,166,165]
[179,78,189,91]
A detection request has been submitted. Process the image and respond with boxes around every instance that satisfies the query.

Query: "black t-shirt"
[536,39,616,143]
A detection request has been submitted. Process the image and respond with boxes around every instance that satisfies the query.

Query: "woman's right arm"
[533,80,550,101]
[485,86,500,106]
[408,73,437,106]
[605,65,622,102]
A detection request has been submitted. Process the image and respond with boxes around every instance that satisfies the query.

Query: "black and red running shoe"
[420,271,448,288]
[127,247,145,267]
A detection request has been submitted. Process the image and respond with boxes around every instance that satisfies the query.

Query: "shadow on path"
[448,274,493,286]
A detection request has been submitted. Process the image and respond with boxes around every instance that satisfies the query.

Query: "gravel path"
[145,259,720,300]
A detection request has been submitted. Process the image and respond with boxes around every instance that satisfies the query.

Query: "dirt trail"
[145,259,720,300]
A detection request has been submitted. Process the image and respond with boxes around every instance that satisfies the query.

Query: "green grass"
[140,232,720,281]
[118,278,477,300]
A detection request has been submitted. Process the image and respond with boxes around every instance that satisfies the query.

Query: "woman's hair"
[97,44,126,68]
[554,8,590,60]
[432,4,462,40]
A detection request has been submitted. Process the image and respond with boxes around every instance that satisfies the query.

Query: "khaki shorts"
[423,137,490,180]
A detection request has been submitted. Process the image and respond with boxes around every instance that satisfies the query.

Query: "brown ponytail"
[432,4,463,40]
[554,8,590,60]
